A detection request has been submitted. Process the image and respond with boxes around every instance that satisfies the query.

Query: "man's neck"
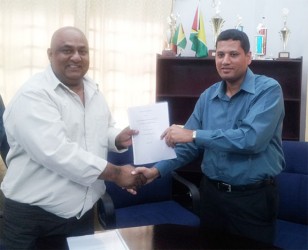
[226,83,241,97]
[69,83,85,105]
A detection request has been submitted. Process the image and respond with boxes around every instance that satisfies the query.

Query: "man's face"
[215,39,251,86]
[47,28,89,87]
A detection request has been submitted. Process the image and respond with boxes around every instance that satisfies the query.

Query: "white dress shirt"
[1,65,122,219]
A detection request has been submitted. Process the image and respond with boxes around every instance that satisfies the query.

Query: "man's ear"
[246,51,252,65]
[47,48,52,61]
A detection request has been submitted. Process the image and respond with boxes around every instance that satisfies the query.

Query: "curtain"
[0,0,172,128]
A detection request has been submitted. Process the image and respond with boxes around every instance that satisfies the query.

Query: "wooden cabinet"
[156,55,303,141]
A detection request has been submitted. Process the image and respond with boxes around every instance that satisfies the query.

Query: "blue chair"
[97,147,200,229]
[0,95,9,165]
[274,141,308,250]
[0,95,8,249]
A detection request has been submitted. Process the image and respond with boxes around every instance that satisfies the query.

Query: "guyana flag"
[189,7,208,57]
[172,23,187,50]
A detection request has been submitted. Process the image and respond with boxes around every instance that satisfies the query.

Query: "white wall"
[173,0,307,140]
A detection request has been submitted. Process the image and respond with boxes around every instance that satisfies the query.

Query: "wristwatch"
[192,130,196,140]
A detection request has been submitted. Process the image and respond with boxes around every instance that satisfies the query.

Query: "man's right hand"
[131,167,160,185]
[99,163,146,190]
[125,167,160,195]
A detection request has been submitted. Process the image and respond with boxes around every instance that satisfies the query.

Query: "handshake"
[100,163,160,194]
[105,124,194,193]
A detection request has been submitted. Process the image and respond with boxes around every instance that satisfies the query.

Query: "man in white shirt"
[1,26,145,250]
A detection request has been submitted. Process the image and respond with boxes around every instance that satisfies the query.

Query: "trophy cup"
[162,13,177,56]
[209,0,225,57]
[235,15,243,31]
[255,17,267,59]
[278,8,290,59]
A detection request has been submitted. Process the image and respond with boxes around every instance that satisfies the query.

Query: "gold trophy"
[162,13,177,56]
[278,8,290,59]
[209,0,225,57]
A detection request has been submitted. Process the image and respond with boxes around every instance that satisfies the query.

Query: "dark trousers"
[199,175,278,244]
[3,198,94,250]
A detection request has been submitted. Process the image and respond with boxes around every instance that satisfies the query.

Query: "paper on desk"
[67,230,129,250]
[128,102,177,165]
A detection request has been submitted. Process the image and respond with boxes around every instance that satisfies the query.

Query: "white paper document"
[67,230,129,250]
[128,102,177,165]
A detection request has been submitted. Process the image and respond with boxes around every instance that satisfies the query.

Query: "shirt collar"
[210,68,255,100]
[46,65,100,95]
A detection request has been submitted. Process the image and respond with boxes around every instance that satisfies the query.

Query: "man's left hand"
[115,126,139,150]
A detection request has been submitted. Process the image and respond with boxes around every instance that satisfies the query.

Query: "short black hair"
[216,29,250,53]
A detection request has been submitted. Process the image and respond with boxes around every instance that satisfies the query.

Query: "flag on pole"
[189,7,208,57]
[172,22,187,50]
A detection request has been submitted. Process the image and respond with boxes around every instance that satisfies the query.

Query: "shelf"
[156,55,303,141]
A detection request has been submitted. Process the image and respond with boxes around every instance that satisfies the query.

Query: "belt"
[205,176,275,192]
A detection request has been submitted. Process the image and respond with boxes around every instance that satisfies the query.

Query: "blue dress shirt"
[155,68,285,185]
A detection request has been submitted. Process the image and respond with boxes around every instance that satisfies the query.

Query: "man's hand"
[132,167,160,184]
[99,163,146,190]
[161,124,194,148]
[126,167,160,195]
[115,126,139,150]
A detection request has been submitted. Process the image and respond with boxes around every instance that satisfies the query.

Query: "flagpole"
[170,0,177,55]
[198,0,200,31]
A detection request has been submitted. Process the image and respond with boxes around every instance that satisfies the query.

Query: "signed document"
[128,102,176,165]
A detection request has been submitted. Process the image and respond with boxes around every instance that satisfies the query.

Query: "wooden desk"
[119,224,279,250]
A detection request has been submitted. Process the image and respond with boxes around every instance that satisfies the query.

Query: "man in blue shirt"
[133,29,285,244]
